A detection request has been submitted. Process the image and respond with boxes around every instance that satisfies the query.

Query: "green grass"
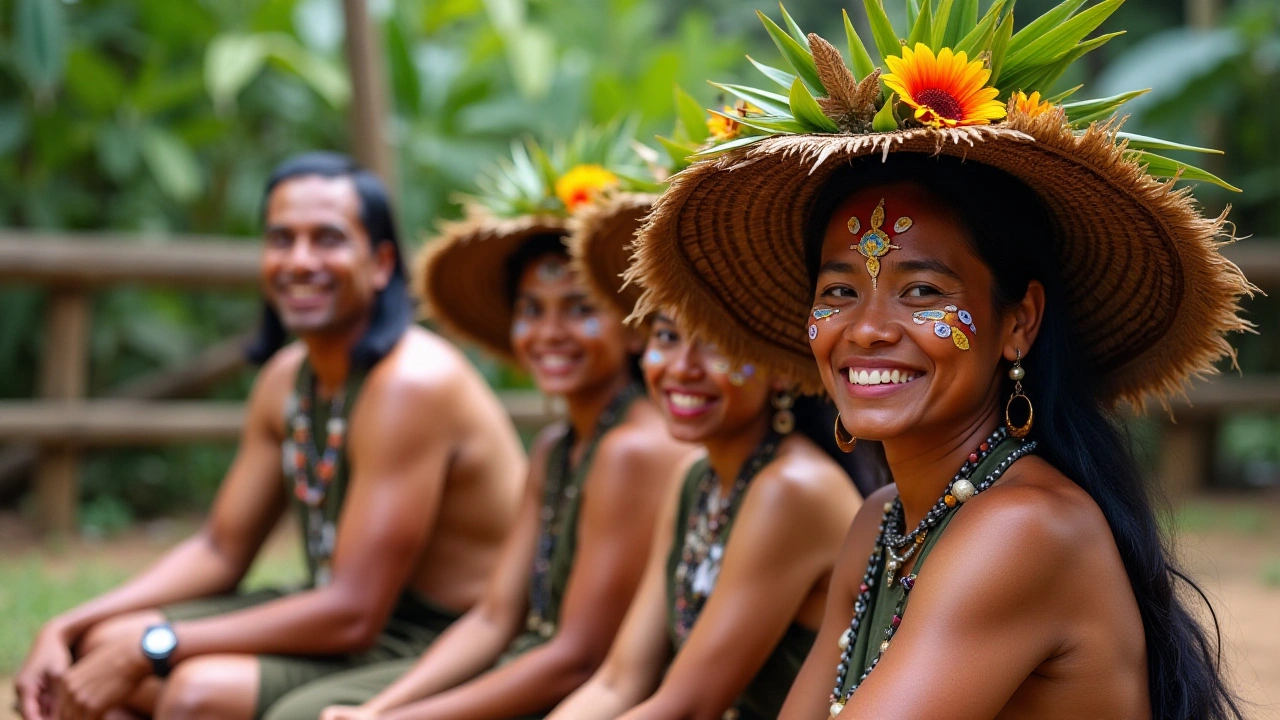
[0,559,129,674]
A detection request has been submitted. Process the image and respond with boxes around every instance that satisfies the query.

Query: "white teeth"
[847,369,919,386]
[286,284,323,298]
[540,354,572,370]
[669,392,708,409]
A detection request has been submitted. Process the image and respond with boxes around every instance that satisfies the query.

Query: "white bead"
[838,629,851,650]
[952,479,976,503]
[830,702,845,718]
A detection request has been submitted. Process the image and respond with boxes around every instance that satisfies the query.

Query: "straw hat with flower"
[414,121,661,361]
[626,1,1254,406]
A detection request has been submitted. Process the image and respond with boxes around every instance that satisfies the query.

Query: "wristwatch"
[140,623,178,677]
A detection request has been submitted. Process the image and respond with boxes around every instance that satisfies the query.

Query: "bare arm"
[345,428,558,715]
[165,367,458,659]
[621,452,859,720]
[547,460,692,720]
[780,485,898,720]
[384,423,684,720]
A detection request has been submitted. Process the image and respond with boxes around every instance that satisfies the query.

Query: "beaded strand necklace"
[284,365,352,588]
[672,430,784,641]
[828,427,1038,718]
[526,383,642,638]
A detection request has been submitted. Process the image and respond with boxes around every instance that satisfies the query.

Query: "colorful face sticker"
[644,349,665,367]
[582,317,601,338]
[912,305,975,351]
[848,199,913,290]
[535,257,568,282]
[809,324,818,340]
[710,359,754,386]
[512,319,532,340]
[809,306,840,342]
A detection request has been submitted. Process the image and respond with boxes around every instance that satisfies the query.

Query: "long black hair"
[805,153,1242,719]
[246,151,413,368]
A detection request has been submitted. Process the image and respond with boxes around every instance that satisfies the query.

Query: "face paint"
[582,317,601,338]
[728,363,754,387]
[912,305,975,351]
[644,349,665,367]
[512,319,532,339]
[848,198,912,290]
[535,257,568,282]
[809,324,818,340]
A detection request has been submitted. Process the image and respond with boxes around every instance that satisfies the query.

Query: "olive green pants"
[163,589,458,719]
[263,630,553,720]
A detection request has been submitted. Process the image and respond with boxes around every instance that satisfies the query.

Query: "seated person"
[13,152,527,720]
[284,145,694,720]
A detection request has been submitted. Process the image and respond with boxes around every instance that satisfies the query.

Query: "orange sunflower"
[883,43,1006,128]
[706,100,763,141]
[555,164,619,212]
[1011,90,1055,118]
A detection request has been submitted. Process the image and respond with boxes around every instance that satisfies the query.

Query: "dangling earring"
[833,414,857,453]
[1005,349,1034,438]
[771,391,795,434]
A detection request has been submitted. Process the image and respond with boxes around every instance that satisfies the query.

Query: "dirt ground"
[1,493,1278,719]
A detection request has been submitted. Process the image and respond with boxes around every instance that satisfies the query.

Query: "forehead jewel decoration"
[536,257,568,282]
[848,198,913,290]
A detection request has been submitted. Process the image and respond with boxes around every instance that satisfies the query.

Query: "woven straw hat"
[629,109,1254,405]
[567,193,658,318]
[413,209,567,361]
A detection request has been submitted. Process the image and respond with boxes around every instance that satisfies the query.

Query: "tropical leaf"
[14,0,66,94]
[140,127,203,203]
[709,82,792,117]
[873,93,900,131]
[864,0,904,66]
[1062,88,1149,125]
[932,0,956,50]
[843,10,877,81]
[1118,133,1223,155]
[748,56,798,91]
[1046,84,1084,103]
[1007,0,1086,58]
[1005,0,1123,69]
[709,108,808,134]
[988,12,1015,87]
[655,135,700,166]
[1127,151,1240,191]
[906,0,933,50]
[778,4,811,51]
[789,78,840,132]
[758,11,825,95]
[693,134,770,157]
[674,86,710,144]
[953,0,980,45]
[956,0,1005,57]
[204,34,270,111]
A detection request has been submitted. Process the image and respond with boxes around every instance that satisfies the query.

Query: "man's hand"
[54,636,151,720]
[320,705,381,720]
[14,623,73,720]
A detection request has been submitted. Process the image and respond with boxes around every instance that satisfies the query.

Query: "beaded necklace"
[828,427,1038,718]
[527,382,642,638]
[672,430,784,642]
[284,363,353,588]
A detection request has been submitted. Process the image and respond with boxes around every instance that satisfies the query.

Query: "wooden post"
[341,0,396,189]
[35,290,90,535]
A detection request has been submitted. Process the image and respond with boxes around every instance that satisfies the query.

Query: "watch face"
[142,627,177,656]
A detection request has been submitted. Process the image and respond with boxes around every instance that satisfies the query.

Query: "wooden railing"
[0,230,1277,533]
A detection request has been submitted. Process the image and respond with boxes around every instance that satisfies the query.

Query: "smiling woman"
[624,5,1252,718]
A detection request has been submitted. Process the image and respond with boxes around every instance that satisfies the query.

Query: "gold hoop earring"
[771,391,796,434]
[1005,349,1033,438]
[834,414,857,453]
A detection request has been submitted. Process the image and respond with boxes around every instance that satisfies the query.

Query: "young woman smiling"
[625,8,1249,718]
[544,195,871,720]
[267,144,694,720]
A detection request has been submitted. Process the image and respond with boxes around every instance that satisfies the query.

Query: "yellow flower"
[1011,90,1055,118]
[555,164,619,212]
[882,43,1006,128]
[706,100,763,141]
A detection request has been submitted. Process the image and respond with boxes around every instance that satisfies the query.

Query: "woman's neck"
[882,405,1002,528]
[703,411,772,496]
[562,371,633,443]
[301,316,371,397]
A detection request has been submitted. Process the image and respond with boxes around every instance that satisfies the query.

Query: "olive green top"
[840,438,1022,698]
[502,385,643,660]
[665,459,817,720]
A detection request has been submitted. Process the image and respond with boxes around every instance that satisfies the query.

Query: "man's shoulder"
[363,326,478,401]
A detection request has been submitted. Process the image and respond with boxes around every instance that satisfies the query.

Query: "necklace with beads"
[672,430,784,642]
[526,382,642,639]
[827,427,1038,718]
[284,363,353,588]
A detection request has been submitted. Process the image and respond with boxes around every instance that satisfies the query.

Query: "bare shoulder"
[944,455,1112,563]
[595,399,694,474]
[254,342,306,396]
[361,326,481,403]
[757,434,863,501]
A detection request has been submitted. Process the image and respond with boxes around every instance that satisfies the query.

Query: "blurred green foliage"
[0,0,1277,523]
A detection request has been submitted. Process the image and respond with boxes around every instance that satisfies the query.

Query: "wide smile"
[532,351,583,377]
[663,389,719,419]
[275,281,334,310]
[840,365,924,398]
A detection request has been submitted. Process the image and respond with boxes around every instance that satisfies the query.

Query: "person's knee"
[155,655,258,720]
[74,610,164,659]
